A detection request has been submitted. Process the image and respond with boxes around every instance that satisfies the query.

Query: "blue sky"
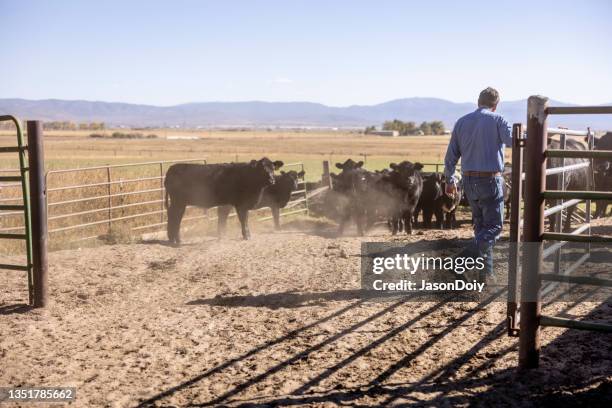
[1,0,611,106]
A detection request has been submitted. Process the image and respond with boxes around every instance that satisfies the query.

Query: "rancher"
[444,87,512,281]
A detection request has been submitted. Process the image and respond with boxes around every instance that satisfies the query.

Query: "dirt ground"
[1,216,611,407]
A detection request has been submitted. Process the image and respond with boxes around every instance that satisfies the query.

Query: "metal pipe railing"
[547,106,612,115]
[41,158,312,240]
[49,209,165,234]
[48,199,163,221]
[546,127,590,136]
[48,187,163,207]
[47,175,164,193]
[543,199,583,218]
[546,149,612,159]
[45,157,207,175]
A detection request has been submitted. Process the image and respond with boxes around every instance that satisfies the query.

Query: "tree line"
[365,119,446,135]
[44,121,106,130]
[0,121,106,130]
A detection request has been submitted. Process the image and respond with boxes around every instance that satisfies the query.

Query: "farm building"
[370,130,399,137]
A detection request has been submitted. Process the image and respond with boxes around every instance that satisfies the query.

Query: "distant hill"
[0,97,610,131]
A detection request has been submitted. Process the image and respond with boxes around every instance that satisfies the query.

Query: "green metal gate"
[0,115,34,304]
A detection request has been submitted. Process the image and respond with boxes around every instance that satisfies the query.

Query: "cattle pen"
[1,110,611,406]
[505,96,612,369]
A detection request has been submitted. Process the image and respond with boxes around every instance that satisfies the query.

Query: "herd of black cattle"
[163,132,612,243]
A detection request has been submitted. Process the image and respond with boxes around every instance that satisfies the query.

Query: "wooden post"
[519,96,548,369]
[27,121,48,308]
[507,123,524,337]
[322,160,332,189]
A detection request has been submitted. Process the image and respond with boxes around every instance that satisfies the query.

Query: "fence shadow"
[187,289,453,310]
[210,296,610,407]
[187,289,368,309]
[135,299,367,407]
[139,286,610,407]
[0,303,33,315]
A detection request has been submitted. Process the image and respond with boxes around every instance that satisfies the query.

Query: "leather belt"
[463,171,502,177]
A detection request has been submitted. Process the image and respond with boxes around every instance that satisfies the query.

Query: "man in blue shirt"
[444,87,512,280]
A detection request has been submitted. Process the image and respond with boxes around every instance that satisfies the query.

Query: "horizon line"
[2,96,598,109]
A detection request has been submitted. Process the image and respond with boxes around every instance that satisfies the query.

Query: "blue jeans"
[462,175,505,276]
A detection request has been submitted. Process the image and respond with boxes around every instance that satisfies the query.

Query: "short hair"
[478,87,500,108]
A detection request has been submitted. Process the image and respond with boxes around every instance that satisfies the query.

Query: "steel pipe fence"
[3,159,314,246]
[505,119,605,338]
[512,96,612,370]
[39,158,207,243]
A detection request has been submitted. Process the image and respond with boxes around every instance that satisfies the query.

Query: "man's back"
[444,107,512,181]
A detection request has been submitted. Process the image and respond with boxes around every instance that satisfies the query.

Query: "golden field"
[1,128,465,175]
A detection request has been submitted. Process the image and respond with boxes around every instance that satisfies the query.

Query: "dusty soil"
[1,216,611,407]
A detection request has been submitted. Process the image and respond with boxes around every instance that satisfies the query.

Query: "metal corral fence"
[1,159,311,247]
[508,96,612,369]
[506,123,595,337]
[43,158,208,244]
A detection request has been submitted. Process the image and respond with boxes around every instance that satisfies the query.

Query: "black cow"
[546,138,589,232]
[331,166,371,235]
[592,132,612,218]
[330,160,423,236]
[386,161,424,235]
[218,170,305,230]
[336,159,364,172]
[414,173,462,229]
[414,173,444,228]
[164,158,283,243]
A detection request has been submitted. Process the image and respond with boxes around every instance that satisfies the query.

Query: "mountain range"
[1,97,610,131]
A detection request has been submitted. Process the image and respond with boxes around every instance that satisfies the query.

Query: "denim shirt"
[444,107,512,184]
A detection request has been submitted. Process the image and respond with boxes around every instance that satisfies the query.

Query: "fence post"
[322,161,332,189]
[507,123,523,337]
[106,167,112,233]
[554,133,566,274]
[585,128,593,255]
[160,162,164,224]
[302,163,308,215]
[27,120,48,308]
[519,96,548,369]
